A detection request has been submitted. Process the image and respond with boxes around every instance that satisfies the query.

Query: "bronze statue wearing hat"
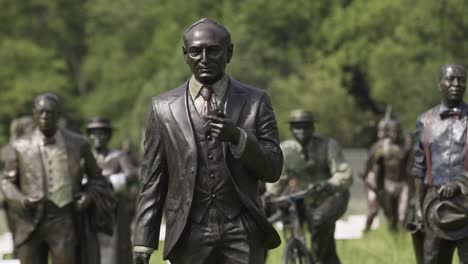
[132,18,283,264]
[1,93,116,264]
[86,117,137,264]
[412,64,468,263]
[267,109,352,264]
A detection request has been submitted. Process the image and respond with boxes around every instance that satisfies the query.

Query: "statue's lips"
[449,88,464,96]
[197,66,215,73]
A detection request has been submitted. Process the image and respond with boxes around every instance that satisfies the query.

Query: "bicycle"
[267,184,323,264]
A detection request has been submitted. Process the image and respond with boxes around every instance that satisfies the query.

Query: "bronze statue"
[132,18,283,264]
[0,116,35,257]
[362,117,388,232]
[267,110,352,264]
[1,93,116,264]
[413,64,468,263]
[87,117,137,264]
[371,119,411,231]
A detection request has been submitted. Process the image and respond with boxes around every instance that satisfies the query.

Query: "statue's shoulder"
[153,84,186,101]
[229,77,267,99]
[11,132,35,151]
[61,129,88,146]
[107,149,124,160]
[417,105,440,123]
[313,134,332,145]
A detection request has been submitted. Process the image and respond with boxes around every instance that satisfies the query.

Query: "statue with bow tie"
[412,64,468,263]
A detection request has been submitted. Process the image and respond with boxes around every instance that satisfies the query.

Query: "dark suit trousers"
[169,207,265,264]
[306,191,349,264]
[424,227,468,264]
[17,202,76,264]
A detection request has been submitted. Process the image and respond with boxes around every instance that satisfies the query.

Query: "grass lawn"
[148,223,460,264]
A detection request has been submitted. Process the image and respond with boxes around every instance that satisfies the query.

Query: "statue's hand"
[74,192,92,211]
[23,196,41,211]
[207,111,241,143]
[438,182,461,199]
[133,252,150,264]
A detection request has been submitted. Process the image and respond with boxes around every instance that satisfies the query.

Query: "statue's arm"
[133,103,168,251]
[327,139,353,192]
[117,151,138,187]
[237,94,283,183]
[1,145,27,212]
[412,117,426,214]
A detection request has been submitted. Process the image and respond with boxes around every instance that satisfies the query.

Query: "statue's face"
[183,23,233,85]
[290,122,314,146]
[34,98,59,136]
[88,128,111,149]
[387,126,400,142]
[439,66,466,105]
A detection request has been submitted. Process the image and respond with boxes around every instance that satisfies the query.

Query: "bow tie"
[440,108,461,119]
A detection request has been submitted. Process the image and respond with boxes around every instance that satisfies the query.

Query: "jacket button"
[211,194,216,198]
[210,173,214,179]
[208,155,213,160]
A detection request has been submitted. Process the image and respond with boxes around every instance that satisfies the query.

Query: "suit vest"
[187,93,243,223]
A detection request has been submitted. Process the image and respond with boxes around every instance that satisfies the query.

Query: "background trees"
[0,0,467,147]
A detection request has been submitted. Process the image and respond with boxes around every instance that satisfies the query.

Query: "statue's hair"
[439,64,467,81]
[34,93,61,110]
[183,18,231,46]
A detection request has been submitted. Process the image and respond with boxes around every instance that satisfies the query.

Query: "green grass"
[148,223,461,264]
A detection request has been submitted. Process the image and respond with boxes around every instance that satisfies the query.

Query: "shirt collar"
[440,101,466,112]
[188,74,229,100]
[35,128,63,146]
[439,102,468,119]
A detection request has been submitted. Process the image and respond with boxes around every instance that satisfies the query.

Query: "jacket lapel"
[30,132,46,191]
[169,82,197,153]
[61,130,80,193]
[225,78,247,127]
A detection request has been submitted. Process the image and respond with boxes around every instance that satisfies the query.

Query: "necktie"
[440,108,461,119]
[200,86,214,116]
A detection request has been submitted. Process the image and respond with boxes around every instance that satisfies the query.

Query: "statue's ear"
[226,44,234,64]
[182,45,189,64]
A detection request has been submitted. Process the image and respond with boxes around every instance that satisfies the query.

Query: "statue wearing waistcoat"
[132,18,283,264]
[1,93,115,264]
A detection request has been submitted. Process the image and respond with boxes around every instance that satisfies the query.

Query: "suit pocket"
[166,197,180,211]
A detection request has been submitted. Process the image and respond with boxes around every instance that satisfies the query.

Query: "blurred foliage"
[0,0,467,148]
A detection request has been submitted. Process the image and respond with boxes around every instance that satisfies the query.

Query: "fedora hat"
[425,190,468,240]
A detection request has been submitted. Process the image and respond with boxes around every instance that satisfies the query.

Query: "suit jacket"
[1,128,102,246]
[134,77,284,259]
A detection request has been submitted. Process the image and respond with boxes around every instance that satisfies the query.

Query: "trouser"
[17,202,76,264]
[306,191,349,264]
[424,227,468,264]
[169,207,265,264]
[412,231,424,264]
[99,198,132,264]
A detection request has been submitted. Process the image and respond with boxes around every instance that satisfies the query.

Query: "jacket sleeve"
[238,93,283,183]
[412,117,426,179]
[133,102,168,249]
[82,140,102,182]
[327,139,353,191]
[118,152,138,185]
[1,145,27,212]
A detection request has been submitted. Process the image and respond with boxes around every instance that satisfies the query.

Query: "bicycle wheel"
[282,238,313,264]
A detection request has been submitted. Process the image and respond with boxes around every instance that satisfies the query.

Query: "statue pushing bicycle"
[266,110,353,264]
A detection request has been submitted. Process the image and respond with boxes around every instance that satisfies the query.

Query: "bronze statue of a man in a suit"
[133,18,283,264]
[1,93,115,264]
